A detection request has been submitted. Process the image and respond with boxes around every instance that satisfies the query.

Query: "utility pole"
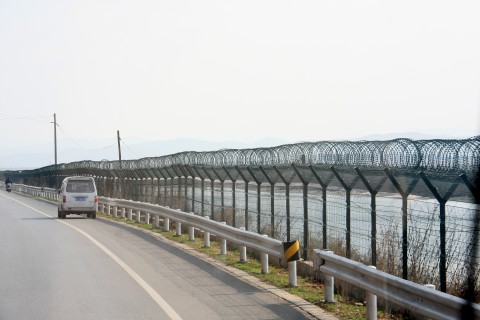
[117,130,122,169]
[53,113,58,188]
[54,113,57,166]
[117,130,124,198]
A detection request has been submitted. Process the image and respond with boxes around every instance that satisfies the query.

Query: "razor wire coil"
[4,137,480,178]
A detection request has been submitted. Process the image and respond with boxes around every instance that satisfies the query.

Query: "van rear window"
[66,180,95,193]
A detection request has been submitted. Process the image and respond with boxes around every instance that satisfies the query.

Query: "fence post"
[210,178,215,219]
[190,174,195,213]
[331,167,352,258]
[384,168,419,281]
[292,164,309,260]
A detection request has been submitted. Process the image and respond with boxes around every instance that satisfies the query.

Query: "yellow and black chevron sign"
[283,240,300,262]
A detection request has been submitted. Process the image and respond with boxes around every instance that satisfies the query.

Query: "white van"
[58,176,98,219]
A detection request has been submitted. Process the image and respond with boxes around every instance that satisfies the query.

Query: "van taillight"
[63,195,66,203]
[94,196,98,203]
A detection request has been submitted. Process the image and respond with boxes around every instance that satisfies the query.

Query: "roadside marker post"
[283,240,300,287]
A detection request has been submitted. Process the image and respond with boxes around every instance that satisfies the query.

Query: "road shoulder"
[98,217,339,320]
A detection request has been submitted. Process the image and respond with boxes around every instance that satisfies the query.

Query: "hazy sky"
[1,1,480,166]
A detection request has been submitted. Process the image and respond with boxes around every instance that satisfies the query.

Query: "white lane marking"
[3,194,183,320]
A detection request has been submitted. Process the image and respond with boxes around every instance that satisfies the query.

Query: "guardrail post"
[176,222,182,236]
[164,217,170,231]
[239,227,247,262]
[325,274,334,303]
[188,212,195,241]
[424,284,436,320]
[220,222,227,255]
[261,234,269,274]
[107,205,111,216]
[204,216,210,248]
[189,225,195,241]
[367,266,377,320]
[145,212,150,225]
[127,208,133,220]
[289,261,297,287]
[154,215,159,228]
[121,207,125,218]
[113,206,118,218]
[319,250,335,303]
[136,210,141,223]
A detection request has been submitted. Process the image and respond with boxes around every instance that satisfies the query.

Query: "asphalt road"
[0,190,317,320]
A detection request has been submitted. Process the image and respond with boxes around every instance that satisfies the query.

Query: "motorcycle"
[6,182,12,192]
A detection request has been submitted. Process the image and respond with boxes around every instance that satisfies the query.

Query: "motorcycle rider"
[5,177,13,191]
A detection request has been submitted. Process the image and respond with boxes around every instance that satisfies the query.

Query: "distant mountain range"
[1,131,477,170]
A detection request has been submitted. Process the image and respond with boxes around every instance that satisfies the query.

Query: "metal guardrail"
[98,196,285,259]
[97,196,301,285]
[5,184,297,286]
[10,184,58,200]
[313,250,480,320]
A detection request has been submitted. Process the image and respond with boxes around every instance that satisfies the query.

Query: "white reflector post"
[367,266,377,320]
[203,217,210,248]
[288,261,297,287]
[261,235,269,274]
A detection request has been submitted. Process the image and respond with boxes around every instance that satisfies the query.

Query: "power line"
[0,115,51,123]
[56,123,115,151]
[121,138,141,158]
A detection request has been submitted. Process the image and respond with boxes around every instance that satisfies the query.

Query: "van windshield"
[66,180,95,193]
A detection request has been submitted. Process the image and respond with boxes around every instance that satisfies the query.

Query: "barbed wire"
[5,136,480,178]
